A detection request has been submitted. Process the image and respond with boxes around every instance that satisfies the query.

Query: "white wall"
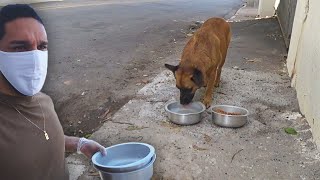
[287,0,320,146]
[247,0,259,8]
[258,0,277,17]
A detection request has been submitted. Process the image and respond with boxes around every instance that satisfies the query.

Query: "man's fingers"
[99,146,107,156]
[79,140,106,158]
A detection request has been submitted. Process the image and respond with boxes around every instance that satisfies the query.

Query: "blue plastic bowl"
[92,142,155,173]
[94,154,156,180]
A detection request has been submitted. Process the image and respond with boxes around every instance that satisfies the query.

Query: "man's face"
[0,17,48,52]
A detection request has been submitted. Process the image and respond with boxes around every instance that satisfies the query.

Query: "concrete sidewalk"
[67,17,320,180]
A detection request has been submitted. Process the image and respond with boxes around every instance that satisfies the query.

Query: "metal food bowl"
[211,105,249,128]
[165,101,206,125]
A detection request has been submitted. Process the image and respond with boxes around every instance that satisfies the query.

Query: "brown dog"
[165,17,231,108]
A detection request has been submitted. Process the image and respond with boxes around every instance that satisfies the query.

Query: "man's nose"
[30,43,39,51]
[27,40,40,51]
[31,45,37,50]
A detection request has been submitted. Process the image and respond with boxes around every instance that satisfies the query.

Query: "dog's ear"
[192,68,203,87]
[165,64,178,73]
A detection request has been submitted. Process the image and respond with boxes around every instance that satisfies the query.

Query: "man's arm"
[64,135,106,158]
[65,135,79,153]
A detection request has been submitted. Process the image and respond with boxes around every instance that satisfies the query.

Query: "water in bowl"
[172,107,199,114]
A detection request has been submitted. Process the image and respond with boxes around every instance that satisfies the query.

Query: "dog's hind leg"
[214,65,222,87]
[202,65,218,108]
[215,31,231,87]
[214,52,223,87]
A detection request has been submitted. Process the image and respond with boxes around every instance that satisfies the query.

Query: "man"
[0,4,106,180]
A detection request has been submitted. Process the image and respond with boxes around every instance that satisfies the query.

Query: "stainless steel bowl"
[165,101,206,125]
[211,105,249,128]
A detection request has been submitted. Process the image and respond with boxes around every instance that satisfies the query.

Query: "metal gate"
[276,0,297,48]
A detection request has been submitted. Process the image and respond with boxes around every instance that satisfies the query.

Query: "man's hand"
[65,136,106,159]
[77,138,106,158]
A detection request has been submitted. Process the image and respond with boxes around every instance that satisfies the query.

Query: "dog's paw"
[214,81,220,87]
[202,98,212,108]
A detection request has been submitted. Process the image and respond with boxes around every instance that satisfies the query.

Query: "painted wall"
[258,0,277,17]
[247,0,259,8]
[287,0,320,146]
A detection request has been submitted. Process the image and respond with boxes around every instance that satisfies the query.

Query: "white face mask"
[0,50,48,96]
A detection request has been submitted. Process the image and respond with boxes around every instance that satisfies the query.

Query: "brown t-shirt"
[0,92,68,180]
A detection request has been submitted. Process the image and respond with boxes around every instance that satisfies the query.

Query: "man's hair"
[0,4,43,40]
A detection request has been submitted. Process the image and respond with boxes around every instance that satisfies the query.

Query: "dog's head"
[165,64,203,105]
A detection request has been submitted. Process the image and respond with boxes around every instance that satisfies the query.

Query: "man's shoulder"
[37,92,54,103]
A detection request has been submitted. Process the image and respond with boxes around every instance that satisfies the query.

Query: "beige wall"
[247,0,259,8]
[0,0,62,6]
[258,0,276,17]
[287,0,320,146]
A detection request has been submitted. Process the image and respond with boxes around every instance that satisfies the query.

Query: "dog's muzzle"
[180,88,195,105]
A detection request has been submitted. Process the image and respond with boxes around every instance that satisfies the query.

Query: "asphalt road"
[34,0,244,135]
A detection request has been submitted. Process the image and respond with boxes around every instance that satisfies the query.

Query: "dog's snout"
[180,98,192,105]
[180,93,194,105]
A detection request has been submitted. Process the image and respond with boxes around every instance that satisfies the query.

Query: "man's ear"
[192,68,203,87]
[165,64,178,73]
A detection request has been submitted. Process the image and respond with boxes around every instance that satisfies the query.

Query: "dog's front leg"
[202,66,217,108]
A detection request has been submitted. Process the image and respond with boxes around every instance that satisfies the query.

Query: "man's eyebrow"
[9,40,30,46]
[39,41,48,46]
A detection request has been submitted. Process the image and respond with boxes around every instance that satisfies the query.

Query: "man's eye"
[38,45,48,51]
[13,46,26,52]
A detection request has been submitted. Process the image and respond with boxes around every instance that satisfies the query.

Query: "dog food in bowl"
[212,105,249,128]
[215,108,242,116]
